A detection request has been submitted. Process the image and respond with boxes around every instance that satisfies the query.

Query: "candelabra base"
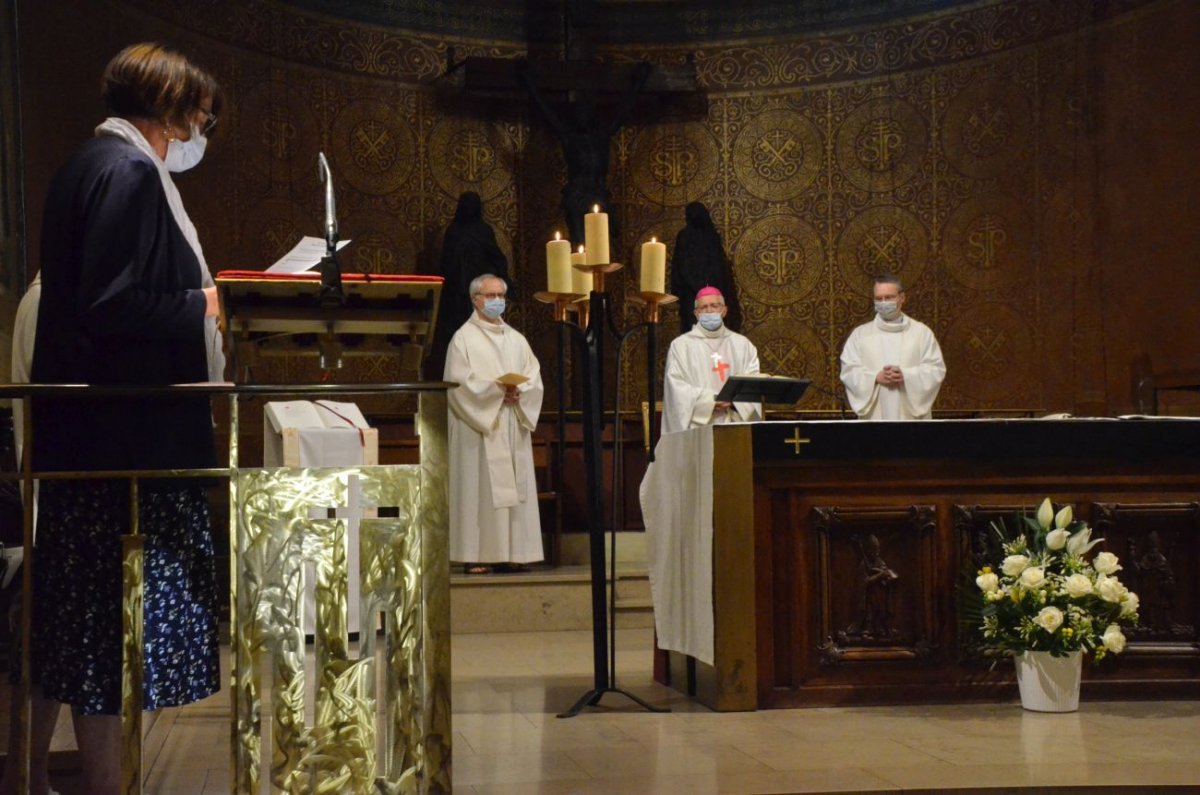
[557,685,671,719]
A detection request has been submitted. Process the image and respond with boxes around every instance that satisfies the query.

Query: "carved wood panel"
[811,505,938,666]
[1092,502,1200,650]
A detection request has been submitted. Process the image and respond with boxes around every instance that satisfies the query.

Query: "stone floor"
[5,627,1200,793]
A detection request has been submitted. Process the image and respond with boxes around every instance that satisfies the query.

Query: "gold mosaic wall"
[16,0,1200,415]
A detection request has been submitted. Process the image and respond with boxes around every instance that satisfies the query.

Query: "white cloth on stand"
[640,425,714,665]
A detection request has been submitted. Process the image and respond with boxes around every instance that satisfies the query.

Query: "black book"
[715,375,810,405]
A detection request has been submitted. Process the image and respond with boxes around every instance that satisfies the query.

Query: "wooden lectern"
[215,271,444,380]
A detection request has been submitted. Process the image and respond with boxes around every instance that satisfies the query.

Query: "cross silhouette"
[305,474,403,640]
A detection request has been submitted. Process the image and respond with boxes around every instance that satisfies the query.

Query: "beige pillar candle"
[571,245,592,294]
[546,231,572,293]
[640,236,666,293]
[584,204,609,265]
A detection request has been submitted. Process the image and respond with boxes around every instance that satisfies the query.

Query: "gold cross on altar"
[783,428,811,455]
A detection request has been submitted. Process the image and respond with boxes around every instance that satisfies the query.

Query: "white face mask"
[165,124,207,172]
[874,300,901,321]
[697,312,723,332]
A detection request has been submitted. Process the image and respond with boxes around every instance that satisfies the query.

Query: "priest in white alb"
[840,274,946,420]
[445,273,544,574]
[661,285,762,434]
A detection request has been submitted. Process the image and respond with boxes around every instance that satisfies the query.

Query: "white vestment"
[839,314,946,420]
[11,273,40,463]
[662,325,762,435]
[445,314,545,564]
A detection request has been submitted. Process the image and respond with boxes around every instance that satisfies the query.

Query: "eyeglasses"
[198,108,218,136]
[475,292,505,300]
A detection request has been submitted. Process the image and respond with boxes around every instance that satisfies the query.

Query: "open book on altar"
[715,374,810,405]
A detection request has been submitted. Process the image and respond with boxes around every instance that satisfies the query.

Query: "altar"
[645,418,1200,711]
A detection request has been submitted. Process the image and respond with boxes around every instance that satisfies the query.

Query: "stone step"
[450,564,653,633]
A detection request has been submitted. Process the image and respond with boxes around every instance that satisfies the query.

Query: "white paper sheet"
[265,236,351,274]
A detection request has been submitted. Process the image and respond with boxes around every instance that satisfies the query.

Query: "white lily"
[1036,498,1054,530]
[1045,528,1070,551]
[1054,505,1073,529]
[1066,526,1103,557]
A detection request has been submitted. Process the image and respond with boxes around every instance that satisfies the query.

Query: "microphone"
[318,152,338,254]
[316,152,343,305]
[804,380,852,420]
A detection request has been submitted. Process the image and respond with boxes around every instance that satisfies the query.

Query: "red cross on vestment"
[712,358,730,381]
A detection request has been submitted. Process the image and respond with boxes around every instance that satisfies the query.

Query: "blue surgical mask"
[482,297,505,320]
[165,124,207,173]
[697,312,723,332]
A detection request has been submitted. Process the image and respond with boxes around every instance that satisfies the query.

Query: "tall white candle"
[571,245,592,294]
[640,236,666,293]
[584,204,609,266]
[546,232,572,293]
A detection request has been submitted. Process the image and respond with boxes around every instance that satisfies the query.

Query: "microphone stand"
[317,152,344,307]
[805,381,852,419]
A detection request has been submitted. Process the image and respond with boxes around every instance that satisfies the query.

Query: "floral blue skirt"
[31,480,219,715]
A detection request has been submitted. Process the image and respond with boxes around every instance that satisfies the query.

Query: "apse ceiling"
[279,0,980,44]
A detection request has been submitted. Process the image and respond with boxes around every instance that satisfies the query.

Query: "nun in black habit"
[430,192,512,374]
[670,201,742,335]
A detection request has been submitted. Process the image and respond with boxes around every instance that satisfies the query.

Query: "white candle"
[571,245,592,294]
[546,232,572,293]
[640,236,666,293]
[584,204,609,266]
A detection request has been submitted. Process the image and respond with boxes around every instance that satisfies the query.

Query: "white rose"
[1001,554,1031,577]
[1054,505,1074,529]
[1036,498,1054,530]
[1064,573,1094,598]
[1093,551,1121,575]
[1033,606,1064,633]
[1102,624,1127,654]
[1120,591,1139,617]
[976,572,999,593]
[1097,576,1127,603]
[1020,567,1046,588]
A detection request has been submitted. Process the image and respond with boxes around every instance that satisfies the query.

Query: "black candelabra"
[535,262,676,718]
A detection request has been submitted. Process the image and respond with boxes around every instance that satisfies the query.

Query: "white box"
[263,400,378,468]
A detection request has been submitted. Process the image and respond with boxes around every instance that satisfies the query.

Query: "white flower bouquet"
[971,498,1139,661]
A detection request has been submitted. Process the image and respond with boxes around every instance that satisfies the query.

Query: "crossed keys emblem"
[352,120,394,169]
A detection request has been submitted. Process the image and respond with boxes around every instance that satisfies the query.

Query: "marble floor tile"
[5,626,1200,793]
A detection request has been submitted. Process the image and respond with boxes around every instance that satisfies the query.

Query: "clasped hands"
[502,384,521,405]
[875,365,904,388]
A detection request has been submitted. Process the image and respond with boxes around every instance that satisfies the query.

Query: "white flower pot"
[1014,650,1082,712]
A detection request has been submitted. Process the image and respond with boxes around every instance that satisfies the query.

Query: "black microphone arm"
[803,380,853,420]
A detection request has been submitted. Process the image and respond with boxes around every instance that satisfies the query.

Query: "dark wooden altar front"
[670,418,1200,710]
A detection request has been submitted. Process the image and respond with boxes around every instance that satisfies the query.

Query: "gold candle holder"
[627,291,678,324]
[571,262,622,295]
[570,295,591,329]
[534,290,586,323]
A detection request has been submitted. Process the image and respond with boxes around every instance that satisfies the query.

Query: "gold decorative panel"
[231,462,449,793]
[15,0,1191,420]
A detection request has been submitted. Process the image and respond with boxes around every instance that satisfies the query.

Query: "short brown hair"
[101,42,221,128]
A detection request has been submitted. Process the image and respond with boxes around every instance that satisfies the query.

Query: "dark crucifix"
[447,0,703,245]
[520,59,651,247]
